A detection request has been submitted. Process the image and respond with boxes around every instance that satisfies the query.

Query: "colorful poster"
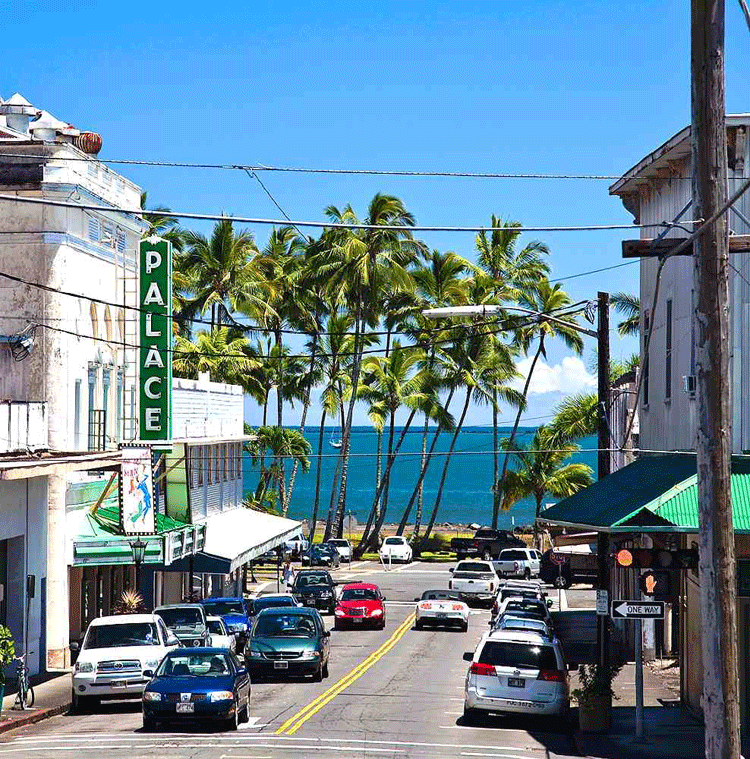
[120,446,156,535]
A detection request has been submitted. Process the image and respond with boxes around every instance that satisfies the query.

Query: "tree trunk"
[414,414,428,538]
[309,408,326,543]
[275,328,285,505]
[382,407,396,520]
[496,334,544,515]
[491,387,500,528]
[397,387,456,536]
[374,429,383,523]
[422,387,472,543]
[358,408,418,552]
[284,333,318,513]
[324,399,347,541]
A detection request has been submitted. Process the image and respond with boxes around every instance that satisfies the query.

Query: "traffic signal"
[639,569,671,597]
[613,544,698,571]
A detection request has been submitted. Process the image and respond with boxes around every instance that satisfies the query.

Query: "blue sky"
[6,0,750,426]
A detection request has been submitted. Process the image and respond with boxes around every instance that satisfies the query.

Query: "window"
[215,443,221,482]
[104,306,112,342]
[102,223,115,248]
[478,641,557,670]
[223,443,229,481]
[665,299,673,401]
[207,445,213,485]
[88,216,100,242]
[90,303,99,339]
[643,310,650,406]
[74,379,82,449]
[116,228,126,253]
[195,445,203,487]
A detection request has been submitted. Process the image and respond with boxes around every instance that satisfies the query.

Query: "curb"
[0,702,71,734]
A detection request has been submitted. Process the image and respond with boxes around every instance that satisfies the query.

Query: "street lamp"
[129,538,147,595]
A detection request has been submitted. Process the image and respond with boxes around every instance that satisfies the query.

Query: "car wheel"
[481,549,492,561]
[378,619,385,630]
[461,621,469,633]
[313,664,323,682]
[322,661,329,679]
[414,619,423,630]
[143,716,158,732]
[463,705,479,724]
[334,621,341,630]
[227,700,240,731]
[524,568,531,580]
[240,696,250,723]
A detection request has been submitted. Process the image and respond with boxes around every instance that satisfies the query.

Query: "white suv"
[72,614,180,711]
[463,629,569,720]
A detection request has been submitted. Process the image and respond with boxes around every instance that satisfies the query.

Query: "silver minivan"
[464,629,569,720]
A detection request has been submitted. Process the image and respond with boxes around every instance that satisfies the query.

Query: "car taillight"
[537,669,566,682]
[420,603,433,610]
[470,662,496,676]
[452,604,463,611]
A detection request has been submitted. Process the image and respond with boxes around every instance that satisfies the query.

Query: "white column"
[46,472,69,669]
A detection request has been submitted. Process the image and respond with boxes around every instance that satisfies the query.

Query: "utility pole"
[692,2,740,757]
[596,292,611,670]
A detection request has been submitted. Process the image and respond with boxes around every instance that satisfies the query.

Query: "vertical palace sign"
[139,237,172,445]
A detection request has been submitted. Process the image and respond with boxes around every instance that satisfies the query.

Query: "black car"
[291,570,338,614]
[301,544,341,568]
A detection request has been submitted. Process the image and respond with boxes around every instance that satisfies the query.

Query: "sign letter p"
[146,249,162,274]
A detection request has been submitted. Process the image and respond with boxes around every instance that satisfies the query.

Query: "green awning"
[540,454,750,533]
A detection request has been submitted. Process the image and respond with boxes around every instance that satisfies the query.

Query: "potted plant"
[572,662,622,733]
[0,626,16,715]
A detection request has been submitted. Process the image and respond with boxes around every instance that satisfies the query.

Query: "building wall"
[172,377,244,440]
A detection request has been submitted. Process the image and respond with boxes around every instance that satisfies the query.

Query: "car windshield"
[254,613,317,638]
[341,588,378,601]
[478,642,557,670]
[475,530,498,539]
[84,622,160,649]
[202,600,244,616]
[295,574,329,588]
[252,596,296,613]
[422,591,462,601]
[157,608,204,628]
[503,604,545,619]
[384,538,402,545]
[500,550,528,560]
[207,619,226,635]
[157,652,232,677]
[329,540,348,547]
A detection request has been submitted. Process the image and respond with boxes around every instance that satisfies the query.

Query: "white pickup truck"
[493,548,541,579]
[448,560,500,605]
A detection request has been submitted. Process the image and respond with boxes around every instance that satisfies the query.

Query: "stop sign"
[550,551,569,566]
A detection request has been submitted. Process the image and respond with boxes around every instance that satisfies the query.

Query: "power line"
[0,192,698,234]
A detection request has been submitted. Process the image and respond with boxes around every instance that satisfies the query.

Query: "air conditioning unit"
[683,375,697,394]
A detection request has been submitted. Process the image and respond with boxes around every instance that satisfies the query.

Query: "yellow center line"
[275,613,416,735]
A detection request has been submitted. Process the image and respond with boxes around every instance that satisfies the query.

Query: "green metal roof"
[541,454,750,533]
[93,504,188,534]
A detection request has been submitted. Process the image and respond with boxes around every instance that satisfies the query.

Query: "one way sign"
[610,601,665,620]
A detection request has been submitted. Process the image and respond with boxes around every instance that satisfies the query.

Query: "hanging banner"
[120,445,156,535]
[139,236,172,445]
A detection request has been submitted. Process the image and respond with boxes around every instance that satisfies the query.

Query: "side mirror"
[69,641,80,653]
[324,630,331,638]
[236,667,248,677]
[381,596,387,601]
[143,669,154,678]
[167,634,180,646]
[547,599,553,608]
[449,568,454,573]
[414,597,420,602]
[462,652,474,662]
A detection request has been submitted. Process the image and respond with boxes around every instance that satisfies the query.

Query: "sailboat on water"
[329,430,342,449]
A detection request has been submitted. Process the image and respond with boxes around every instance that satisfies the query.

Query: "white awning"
[200,508,302,573]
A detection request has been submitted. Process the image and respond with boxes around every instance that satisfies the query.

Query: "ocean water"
[243,426,598,530]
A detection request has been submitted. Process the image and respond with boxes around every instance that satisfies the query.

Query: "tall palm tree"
[172,328,259,389]
[310,195,424,537]
[140,192,186,253]
[611,293,640,337]
[475,218,550,527]
[495,280,584,527]
[500,426,593,546]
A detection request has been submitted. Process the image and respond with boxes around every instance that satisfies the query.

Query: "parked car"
[494,615,554,639]
[451,528,525,561]
[327,538,352,562]
[245,607,330,681]
[142,648,250,731]
[334,583,386,629]
[72,613,180,712]
[206,616,236,652]
[291,570,338,614]
[494,548,541,579]
[200,597,251,637]
[248,593,301,617]
[492,596,553,627]
[539,545,598,588]
[448,560,499,606]
[379,536,412,564]
[492,585,546,618]
[414,590,469,632]
[301,543,341,568]
[153,604,212,648]
[463,628,569,720]
[285,533,310,558]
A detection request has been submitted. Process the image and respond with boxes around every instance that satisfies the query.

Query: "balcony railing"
[0,401,48,454]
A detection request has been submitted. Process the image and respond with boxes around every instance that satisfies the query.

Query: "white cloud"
[513,355,596,396]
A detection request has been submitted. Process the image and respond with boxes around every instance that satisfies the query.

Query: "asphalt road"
[0,561,584,759]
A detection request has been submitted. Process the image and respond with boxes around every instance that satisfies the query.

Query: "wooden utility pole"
[596,292,611,670]
[692,1,740,757]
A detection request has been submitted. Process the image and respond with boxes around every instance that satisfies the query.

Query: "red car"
[334,583,386,629]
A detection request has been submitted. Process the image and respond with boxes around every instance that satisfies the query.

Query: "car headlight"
[248,650,263,658]
[209,691,234,702]
[143,659,160,669]
[229,623,248,633]
[335,609,346,617]
[74,661,94,674]
[143,691,163,702]
[370,609,383,617]
[300,651,321,660]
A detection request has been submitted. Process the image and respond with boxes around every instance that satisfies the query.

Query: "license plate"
[508,677,525,688]
[354,618,362,624]
[273,660,289,669]
[436,613,447,619]
[176,703,194,713]
[109,680,126,688]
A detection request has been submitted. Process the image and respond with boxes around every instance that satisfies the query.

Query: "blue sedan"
[142,648,251,731]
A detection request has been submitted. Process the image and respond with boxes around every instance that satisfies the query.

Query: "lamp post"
[129,538,147,596]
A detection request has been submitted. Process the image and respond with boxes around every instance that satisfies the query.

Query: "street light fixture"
[129,538,148,594]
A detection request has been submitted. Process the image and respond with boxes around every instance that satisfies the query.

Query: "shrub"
[112,589,146,615]
[0,626,16,685]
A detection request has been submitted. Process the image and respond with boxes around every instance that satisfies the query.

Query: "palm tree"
[475,218,550,527]
[611,293,640,337]
[495,280,584,527]
[499,426,593,546]
[310,195,424,538]
[245,426,311,513]
[140,192,186,253]
[172,328,259,389]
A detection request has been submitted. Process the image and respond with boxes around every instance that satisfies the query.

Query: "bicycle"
[12,653,34,710]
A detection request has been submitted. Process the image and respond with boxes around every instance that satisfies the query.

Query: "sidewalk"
[573,660,706,759]
[0,672,72,734]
